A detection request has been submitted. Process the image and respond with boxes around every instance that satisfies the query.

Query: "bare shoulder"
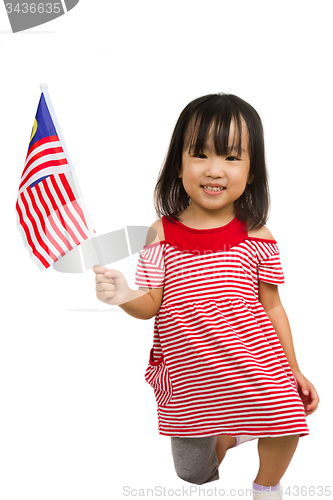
[150,218,165,242]
[247,225,275,240]
[145,218,165,245]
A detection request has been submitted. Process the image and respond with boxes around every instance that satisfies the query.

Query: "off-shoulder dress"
[135,215,309,438]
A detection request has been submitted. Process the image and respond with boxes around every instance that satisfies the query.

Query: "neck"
[180,204,236,228]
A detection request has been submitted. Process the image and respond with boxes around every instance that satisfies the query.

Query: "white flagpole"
[40,83,103,266]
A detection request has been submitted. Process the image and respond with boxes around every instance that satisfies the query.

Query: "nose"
[205,156,226,178]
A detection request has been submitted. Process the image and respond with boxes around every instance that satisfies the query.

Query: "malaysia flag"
[16,92,90,270]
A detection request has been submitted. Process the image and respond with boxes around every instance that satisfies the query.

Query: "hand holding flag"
[16,85,158,276]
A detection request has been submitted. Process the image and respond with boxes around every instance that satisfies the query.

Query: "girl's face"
[178,118,253,219]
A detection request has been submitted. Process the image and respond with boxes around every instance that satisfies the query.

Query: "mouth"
[201,185,226,192]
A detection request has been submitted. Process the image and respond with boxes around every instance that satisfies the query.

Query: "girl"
[94,93,319,499]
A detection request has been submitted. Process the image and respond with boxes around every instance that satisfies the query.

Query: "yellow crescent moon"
[30,119,38,142]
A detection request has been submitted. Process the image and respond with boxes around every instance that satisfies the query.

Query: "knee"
[175,470,210,485]
[174,463,219,485]
[171,436,219,485]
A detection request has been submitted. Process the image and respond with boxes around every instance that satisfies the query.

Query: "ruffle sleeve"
[255,240,285,285]
[134,241,165,288]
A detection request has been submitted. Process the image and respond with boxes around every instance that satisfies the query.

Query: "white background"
[0,1,332,499]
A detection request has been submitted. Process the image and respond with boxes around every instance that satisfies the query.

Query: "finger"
[301,385,309,396]
[93,265,108,274]
[305,406,318,416]
[95,273,114,285]
[307,385,319,402]
[103,269,123,279]
[305,395,320,412]
[96,283,115,292]
[97,290,115,301]
[309,392,320,406]
[298,384,311,400]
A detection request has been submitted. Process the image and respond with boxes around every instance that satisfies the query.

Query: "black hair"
[153,93,270,230]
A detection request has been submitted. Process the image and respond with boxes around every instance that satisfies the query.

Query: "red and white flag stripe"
[19,135,71,193]
[16,173,90,270]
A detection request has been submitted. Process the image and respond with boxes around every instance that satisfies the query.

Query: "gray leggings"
[170,436,220,485]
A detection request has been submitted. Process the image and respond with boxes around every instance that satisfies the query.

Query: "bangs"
[154,92,269,230]
[184,105,246,157]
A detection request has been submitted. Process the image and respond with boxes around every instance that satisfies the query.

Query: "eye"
[226,156,240,161]
[195,153,207,159]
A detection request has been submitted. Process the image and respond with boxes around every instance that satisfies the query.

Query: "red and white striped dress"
[135,215,309,439]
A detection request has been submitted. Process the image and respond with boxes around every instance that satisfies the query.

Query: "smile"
[201,185,226,196]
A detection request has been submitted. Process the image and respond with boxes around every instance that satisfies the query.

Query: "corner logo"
[4,0,79,33]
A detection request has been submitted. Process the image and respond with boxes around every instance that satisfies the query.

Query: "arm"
[94,265,164,320]
[119,287,163,320]
[250,225,319,415]
[248,224,300,371]
[94,219,165,320]
[258,280,300,372]
[259,280,320,416]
